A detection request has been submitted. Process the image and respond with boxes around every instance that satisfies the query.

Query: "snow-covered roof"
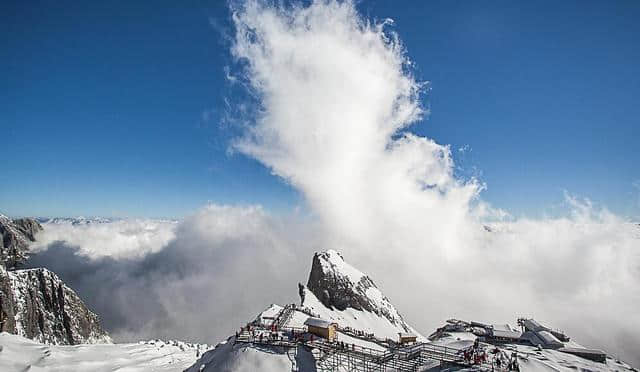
[523,319,546,332]
[491,324,513,332]
[557,347,607,362]
[491,329,522,339]
[538,330,563,347]
[304,317,334,329]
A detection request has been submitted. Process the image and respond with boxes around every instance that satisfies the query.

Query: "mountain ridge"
[0,217,111,345]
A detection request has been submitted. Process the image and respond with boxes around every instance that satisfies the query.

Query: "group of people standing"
[462,338,520,371]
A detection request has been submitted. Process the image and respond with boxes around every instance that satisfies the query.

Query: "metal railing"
[235,308,496,372]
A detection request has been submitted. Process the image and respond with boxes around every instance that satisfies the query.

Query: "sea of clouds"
[28,0,639,365]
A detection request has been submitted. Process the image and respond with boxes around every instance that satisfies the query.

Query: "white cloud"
[228,0,640,364]
[28,205,322,344]
[32,219,177,259]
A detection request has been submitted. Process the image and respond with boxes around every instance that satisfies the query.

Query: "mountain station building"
[304,317,337,342]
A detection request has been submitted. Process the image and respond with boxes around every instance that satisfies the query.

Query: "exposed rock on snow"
[1,267,111,345]
[0,215,42,269]
[305,250,416,336]
[37,216,115,225]
[0,217,110,345]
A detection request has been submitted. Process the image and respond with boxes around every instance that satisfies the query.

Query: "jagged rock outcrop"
[13,218,43,241]
[0,266,17,334]
[0,216,111,345]
[305,250,411,331]
[0,215,42,269]
[3,267,111,345]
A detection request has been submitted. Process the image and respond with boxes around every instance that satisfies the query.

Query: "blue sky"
[2,0,639,219]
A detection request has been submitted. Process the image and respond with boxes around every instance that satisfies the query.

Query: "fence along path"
[234,307,494,371]
[237,331,489,371]
[310,339,489,372]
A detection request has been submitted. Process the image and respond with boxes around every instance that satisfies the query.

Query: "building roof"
[521,331,544,346]
[398,333,416,338]
[304,317,334,328]
[558,347,606,362]
[558,347,606,355]
[492,329,523,339]
[523,319,546,332]
[492,324,513,332]
[537,331,564,348]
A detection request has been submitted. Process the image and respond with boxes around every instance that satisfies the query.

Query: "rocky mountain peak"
[305,249,411,332]
[0,216,42,269]
[0,216,111,345]
[1,267,111,345]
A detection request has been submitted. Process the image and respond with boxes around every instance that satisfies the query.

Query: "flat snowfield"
[0,332,208,372]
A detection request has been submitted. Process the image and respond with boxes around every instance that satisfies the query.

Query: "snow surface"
[254,304,283,327]
[432,331,637,372]
[185,338,317,372]
[299,285,424,342]
[0,332,211,372]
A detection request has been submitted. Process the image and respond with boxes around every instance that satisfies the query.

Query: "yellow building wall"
[308,325,337,342]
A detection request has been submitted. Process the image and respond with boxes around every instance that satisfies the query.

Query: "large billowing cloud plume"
[228,0,640,364]
[28,0,639,365]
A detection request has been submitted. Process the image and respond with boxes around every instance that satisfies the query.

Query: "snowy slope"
[298,285,423,342]
[302,250,424,341]
[186,338,317,372]
[0,332,211,372]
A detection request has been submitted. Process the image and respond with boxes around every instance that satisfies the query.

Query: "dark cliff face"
[4,268,111,345]
[0,216,42,269]
[0,267,17,333]
[305,250,410,331]
[12,218,43,242]
[0,216,111,345]
[307,251,376,312]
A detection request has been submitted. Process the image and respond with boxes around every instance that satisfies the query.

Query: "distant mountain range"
[36,217,115,225]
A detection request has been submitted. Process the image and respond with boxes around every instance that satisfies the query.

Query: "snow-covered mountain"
[0,216,110,346]
[0,247,636,371]
[2,267,111,345]
[0,215,42,268]
[37,216,179,226]
[300,250,422,340]
[37,216,115,225]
